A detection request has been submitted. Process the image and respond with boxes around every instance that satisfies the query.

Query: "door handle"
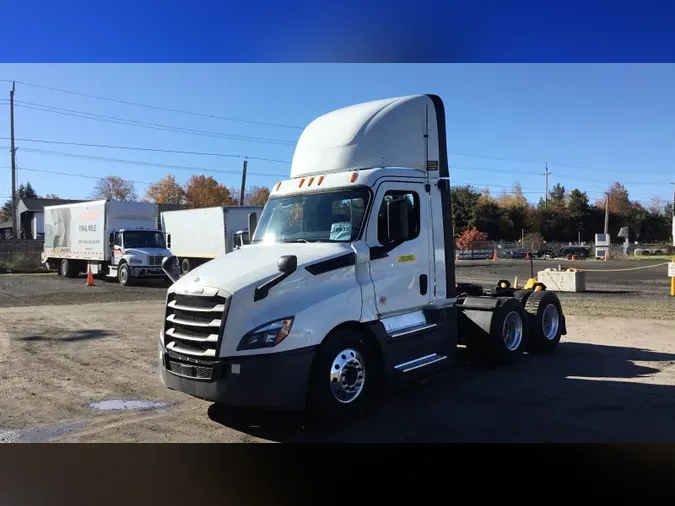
[419,274,428,296]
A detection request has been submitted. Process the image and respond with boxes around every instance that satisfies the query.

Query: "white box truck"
[160,205,263,274]
[158,95,568,418]
[42,199,172,286]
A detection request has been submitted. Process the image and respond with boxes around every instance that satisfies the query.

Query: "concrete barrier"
[537,268,586,292]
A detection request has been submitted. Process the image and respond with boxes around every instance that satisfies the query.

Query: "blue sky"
[0,64,674,208]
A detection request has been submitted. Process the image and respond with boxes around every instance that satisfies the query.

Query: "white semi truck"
[158,94,567,418]
[160,205,263,274]
[42,199,172,286]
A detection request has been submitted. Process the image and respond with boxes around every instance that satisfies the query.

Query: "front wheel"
[308,328,379,420]
[118,263,133,287]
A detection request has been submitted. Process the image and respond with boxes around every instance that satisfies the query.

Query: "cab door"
[365,181,433,317]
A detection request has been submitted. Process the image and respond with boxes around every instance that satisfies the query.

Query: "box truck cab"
[159,94,567,417]
[109,226,172,286]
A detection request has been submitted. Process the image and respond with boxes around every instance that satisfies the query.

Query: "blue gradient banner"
[2,0,674,62]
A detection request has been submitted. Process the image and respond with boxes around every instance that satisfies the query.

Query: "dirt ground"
[1,262,675,443]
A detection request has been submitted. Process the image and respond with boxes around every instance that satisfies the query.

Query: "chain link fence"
[456,240,674,260]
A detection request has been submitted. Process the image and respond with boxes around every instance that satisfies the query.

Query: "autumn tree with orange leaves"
[455,227,488,250]
[245,186,271,206]
[144,174,186,204]
[184,175,237,208]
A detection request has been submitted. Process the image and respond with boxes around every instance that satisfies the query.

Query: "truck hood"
[171,242,354,294]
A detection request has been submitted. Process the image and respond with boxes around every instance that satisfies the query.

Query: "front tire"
[118,263,133,287]
[308,328,378,420]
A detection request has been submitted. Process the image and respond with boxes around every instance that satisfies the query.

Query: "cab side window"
[377,190,420,244]
[114,232,121,247]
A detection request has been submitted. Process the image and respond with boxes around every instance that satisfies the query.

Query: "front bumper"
[130,266,164,277]
[159,343,317,410]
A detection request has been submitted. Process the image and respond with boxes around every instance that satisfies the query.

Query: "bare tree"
[92,176,138,201]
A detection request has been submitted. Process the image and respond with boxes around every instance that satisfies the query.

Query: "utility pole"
[671,182,675,246]
[544,162,550,207]
[604,191,610,235]
[238,159,248,206]
[9,81,17,239]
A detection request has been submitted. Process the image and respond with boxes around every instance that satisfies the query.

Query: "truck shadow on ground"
[19,329,116,343]
[207,342,675,442]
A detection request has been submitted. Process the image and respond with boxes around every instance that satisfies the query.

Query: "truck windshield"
[123,231,166,249]
[251,188,370,244]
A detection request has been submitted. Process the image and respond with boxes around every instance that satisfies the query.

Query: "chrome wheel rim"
[330,348,366,403]
[119,267,128,284]
[503,311,523,351]
[60,261,67,276]
[542,304,560,340]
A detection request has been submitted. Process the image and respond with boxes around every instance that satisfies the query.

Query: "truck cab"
[159,94,566,418]
[110,227,172,286]
[233,230,250,249]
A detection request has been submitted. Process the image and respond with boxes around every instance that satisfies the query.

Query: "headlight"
[129,258,143,264]
[237,318,294,351]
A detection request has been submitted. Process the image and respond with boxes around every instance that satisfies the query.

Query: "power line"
[0,79,303,130]
[0,145,288,178]
[0,136,292,164]
[11,100,297,146]
[0,166,154,185]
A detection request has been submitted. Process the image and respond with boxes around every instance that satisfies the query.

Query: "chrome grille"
[163,291,229,359]
[149,255,164,266]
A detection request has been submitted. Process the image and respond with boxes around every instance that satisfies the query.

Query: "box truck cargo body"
[42,199,172,286]
[161,205,263,274]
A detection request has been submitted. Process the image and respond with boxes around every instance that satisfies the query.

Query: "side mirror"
[166,233,171,249]
[278,254,297,274]
[109,232,114,248]
[386,199,410,243]
[161,255,180,284]
[248,212,258,237]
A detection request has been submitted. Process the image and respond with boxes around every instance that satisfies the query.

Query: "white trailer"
[42,199,172,286]
[161,205,263,274]
[158,95,568,418]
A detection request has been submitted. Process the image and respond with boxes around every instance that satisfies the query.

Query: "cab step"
[394,353,447,373]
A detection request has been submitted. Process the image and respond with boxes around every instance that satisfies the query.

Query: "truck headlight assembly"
[237,318,294,350]
[130,258,143,264]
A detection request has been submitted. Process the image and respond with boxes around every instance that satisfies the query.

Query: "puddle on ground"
[88,399,170,412]
[0,422,85,443]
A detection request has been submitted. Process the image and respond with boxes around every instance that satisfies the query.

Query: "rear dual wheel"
[511,289,563,353]
[524,291,563,353]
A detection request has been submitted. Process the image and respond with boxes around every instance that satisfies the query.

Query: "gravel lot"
[1,261,674,443]
[0,272,165,308]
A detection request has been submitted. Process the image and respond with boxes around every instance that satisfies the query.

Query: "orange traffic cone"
[492,250,497,261]
[571,255,576,261]
[86,266,96,287]
[525,251,530,260]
